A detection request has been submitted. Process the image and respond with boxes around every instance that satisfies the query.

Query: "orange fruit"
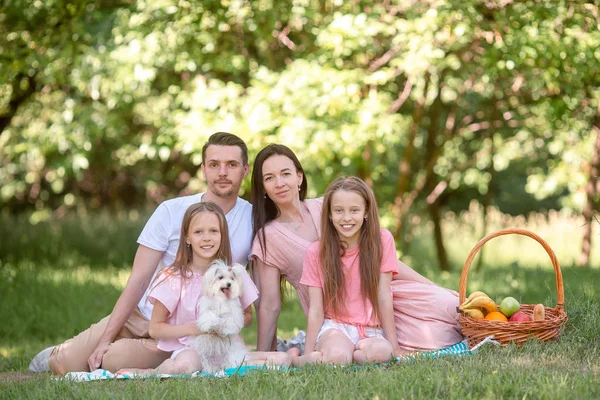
[485,311,508,322]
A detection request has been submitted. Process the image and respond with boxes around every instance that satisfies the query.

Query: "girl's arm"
[88,245,163,370]
[255,258,282,351]
[304,287,325,354]
[243,305,252,328]
[148,301,200,339]
[378,271,401,356]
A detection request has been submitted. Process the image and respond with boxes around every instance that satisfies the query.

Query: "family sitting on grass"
[29,132,463,376]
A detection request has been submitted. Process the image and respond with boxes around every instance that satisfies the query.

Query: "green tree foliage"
[1,1,599,259]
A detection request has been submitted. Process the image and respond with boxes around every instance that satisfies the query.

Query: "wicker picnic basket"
[458,228,568,347]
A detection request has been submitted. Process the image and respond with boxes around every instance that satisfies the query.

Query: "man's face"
[201,145,249,198]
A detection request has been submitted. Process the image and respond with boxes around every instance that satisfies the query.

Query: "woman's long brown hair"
[150,202,232,291]
[320,177,383,324]
[250,144,308,300]
[251,143,307,259]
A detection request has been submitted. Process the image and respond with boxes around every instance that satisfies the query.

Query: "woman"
[250,144,463,354]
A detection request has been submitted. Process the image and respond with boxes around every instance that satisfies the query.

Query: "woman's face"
[261,154,303,206]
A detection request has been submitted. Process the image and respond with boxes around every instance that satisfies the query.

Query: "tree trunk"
[423,83,449,271]
[476,102,498,271]
[391,73,430,240]
[429,201,450,271]
[0,74,37,133]
[357,139,373,187]
[578,112,600,267]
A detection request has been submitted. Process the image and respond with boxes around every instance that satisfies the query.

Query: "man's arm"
[87,245,163,370]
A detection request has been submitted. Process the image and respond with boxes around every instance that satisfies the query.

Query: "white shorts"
[170,347,195,359]
[316,319,384,345]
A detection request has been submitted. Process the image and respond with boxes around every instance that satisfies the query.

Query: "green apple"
[499,296,520,317]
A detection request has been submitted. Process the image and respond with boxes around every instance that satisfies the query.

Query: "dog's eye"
[218,276,223,280]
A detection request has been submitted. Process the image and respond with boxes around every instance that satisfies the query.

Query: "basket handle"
[458,228,565,311]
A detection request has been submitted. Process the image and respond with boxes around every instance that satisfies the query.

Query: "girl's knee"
[170,359,197,374]
[364,341,393,363]
[323,347,352,365]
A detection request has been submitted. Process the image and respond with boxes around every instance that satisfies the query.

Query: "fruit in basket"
[461,295,498,314]
[466,291,489,301]
[484,311,508,322]
[509,311,532,323]
[459,291,497,313]
[499,297,520,317]
[462,308,485,319]
[533,304,545,321]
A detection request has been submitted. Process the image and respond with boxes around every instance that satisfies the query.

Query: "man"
[29,132,253,374]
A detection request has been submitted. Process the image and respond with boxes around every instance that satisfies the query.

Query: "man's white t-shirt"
[136,193,253,319]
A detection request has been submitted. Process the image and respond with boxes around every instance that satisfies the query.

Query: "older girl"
[297,177,399,365]
[250,144,462,354]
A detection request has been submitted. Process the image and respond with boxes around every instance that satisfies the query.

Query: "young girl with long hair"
[117,202,289,376]
[295,177,401,366]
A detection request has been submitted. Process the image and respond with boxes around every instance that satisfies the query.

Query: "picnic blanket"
[59,337,498,382]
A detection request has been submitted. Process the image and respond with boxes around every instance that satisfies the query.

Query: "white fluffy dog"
[193,259,248,373]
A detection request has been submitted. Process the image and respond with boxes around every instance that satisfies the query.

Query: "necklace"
[284,204,307,232]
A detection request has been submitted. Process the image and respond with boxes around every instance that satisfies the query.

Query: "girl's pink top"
[300,228,398,327]
[148,269,258,352]
[250,198,323,313]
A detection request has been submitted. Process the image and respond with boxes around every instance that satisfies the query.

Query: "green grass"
[1,209,599,398]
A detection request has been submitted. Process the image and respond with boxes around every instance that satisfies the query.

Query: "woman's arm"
[304,287,325,354]
[378,271,401,356]
[243,305,253,328]
[394,259,436,286]
[148,301,201,339]
[394,260,459,296]
[88,245,163,370]
[255,258,282,351]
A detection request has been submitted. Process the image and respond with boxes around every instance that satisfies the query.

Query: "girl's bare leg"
[353,337,393,365]
[117,349,202,376]
[293,329,354,367]
[243,351,292,368]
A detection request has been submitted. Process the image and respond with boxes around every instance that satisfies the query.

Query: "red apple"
[509,311,532,323]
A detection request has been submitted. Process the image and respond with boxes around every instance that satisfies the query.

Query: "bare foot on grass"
[115,368,154,378]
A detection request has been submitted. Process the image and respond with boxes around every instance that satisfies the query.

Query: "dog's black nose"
[226,282,231,288]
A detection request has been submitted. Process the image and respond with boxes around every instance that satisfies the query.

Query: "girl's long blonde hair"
[151,202,232,290]
[320,177,383,324]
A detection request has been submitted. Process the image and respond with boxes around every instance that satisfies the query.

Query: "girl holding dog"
[296,176,400,365]
[117,202,289,376]
[250,144,463,355]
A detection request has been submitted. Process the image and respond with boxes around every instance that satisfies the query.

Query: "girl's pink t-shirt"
[300,228,398,327]
[148,269,259,352]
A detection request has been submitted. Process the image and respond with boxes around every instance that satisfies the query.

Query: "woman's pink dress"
[251,198,463,352]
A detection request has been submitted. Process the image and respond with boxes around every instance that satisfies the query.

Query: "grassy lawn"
[1,209,599,399]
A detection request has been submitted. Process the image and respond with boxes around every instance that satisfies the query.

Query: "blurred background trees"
[1,0,599,267]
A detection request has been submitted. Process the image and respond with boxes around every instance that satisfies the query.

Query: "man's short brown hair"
[201,132,249,165]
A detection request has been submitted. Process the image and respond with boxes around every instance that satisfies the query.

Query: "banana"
[467,291,489,301]
[462,308,485,319]
[466,295,498,314]
[459,291,490,310]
